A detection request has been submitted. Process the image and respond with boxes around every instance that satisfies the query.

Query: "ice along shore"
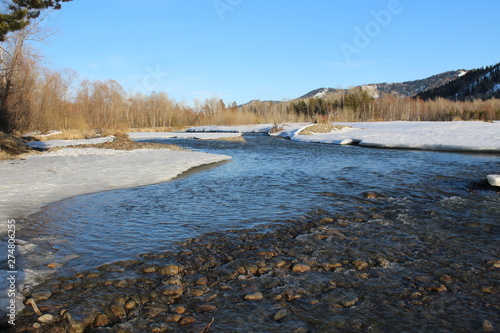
[0,147,231,236]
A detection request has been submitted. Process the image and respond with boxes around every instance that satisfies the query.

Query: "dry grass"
[0,149,42,161]
[130,126,189,133]
[33,129,97,141]
[298,124,350,135]
[66,135,183,151]
[206,136,246,142]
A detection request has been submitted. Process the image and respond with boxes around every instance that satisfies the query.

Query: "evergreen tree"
[0,0,72,41]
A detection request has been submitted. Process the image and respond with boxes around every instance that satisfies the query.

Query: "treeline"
[241,88,500,123]
[1,24,499,135]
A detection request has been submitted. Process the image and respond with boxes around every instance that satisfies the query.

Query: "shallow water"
[19,134,499,275]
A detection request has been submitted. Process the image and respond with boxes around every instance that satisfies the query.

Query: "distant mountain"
[417,62,500,100]
[299,70,467,100]
[365,70,468,98]
[298,88,340,99]
[243,62,500,106]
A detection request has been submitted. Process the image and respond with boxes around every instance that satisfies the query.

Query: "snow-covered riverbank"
[190,121,500,186]
[0,147,231,235]
[278,121,500,153]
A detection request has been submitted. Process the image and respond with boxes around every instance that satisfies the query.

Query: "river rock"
[94,314,110,327]
[171,305,186,314]
[196,276,208,285]
[483,319,494,331]
[353,259,369,271]
[124,300,137,310]
[160,285,184,296]
[273,309,288,321]
[197,304,217,312]
[37,314,54,324]
[179,316,196,325]
[110,303,127,320]
[32,290,52,301]
[292,263,311,273]
[245,292,264,300]
[142,266,156,273]
[159,264,184,275]
[340,293,360,307]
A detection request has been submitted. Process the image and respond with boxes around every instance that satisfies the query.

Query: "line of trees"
[0,10,499,135]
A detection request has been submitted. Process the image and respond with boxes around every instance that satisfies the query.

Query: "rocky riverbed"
[6,203,499,333]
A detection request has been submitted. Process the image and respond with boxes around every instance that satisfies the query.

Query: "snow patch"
[487,175,500,187]
[361,85,380,99]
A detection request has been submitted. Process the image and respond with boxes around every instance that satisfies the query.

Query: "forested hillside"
[418,63,500,100]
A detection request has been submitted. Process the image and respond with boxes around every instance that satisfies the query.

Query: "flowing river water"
[11,134,500,332]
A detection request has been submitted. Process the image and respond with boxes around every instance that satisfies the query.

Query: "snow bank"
[487,175,500,187]
[128,131,242,140]
[278,121,500,153]
[0,148,231,235]
[26,137,114,149]
[187,124,274,133]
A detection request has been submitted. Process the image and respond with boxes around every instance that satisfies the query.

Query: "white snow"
[487,175,500,187]
[128,131,243,140]
[458,70,467,77]
[27,137,114,149]
[274,121,500,152]
[314,88,330,98]
[362,85,380,99]
[0,148,231,235]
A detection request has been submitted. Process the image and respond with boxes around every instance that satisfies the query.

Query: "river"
[14,133,500,332]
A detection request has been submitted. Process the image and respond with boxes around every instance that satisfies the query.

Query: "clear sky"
[37,0,500,106]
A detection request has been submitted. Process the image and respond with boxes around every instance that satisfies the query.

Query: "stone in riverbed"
[179,316,196,325]
[292,263,311,273]
[483,319,494,331]
[37,314,54,324]
[142,266,156,273]
[124,300,137,310]
[196,276,208,285]
[273,309,288,322]
[245,292,264,300]
[340,293,360,307]
[197,304,217,313]
[160,285,184,296]
[110,303,127,320]
[94,314,110,327]
[32,290,52,301]
[353,259,369,271]
[159,264,184,275]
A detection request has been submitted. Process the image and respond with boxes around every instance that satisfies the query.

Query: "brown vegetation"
[298,124,349,135]
[0,23,499,136]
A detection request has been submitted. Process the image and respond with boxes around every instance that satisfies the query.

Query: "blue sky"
[38,0,500,105]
